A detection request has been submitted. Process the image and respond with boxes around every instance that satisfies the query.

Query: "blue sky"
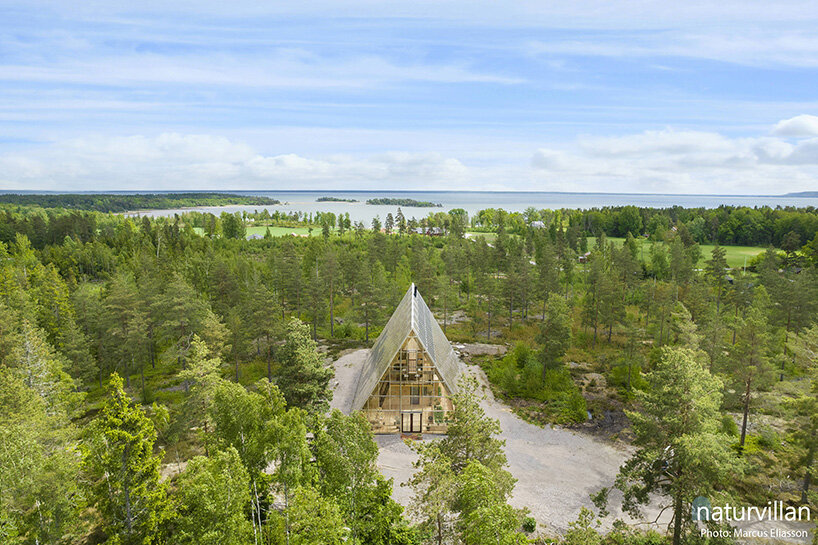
[1,1,818,193]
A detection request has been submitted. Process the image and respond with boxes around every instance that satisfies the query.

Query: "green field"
[589,236,765,268]
[193,225,316,237]
[245,225,315,237]
[466,231,498,242]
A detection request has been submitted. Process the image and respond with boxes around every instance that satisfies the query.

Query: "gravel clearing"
[460,362,648,533]
[331,348,643,533]
[331,349,813,542]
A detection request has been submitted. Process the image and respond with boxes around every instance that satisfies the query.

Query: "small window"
[410,386,420,405]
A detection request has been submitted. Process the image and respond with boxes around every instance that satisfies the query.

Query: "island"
[785,191,818,198]
[366,198,443,207]
[316,196,359,202]
[0,192,279,213]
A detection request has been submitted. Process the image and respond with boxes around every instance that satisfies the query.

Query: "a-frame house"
[352,283,460,434]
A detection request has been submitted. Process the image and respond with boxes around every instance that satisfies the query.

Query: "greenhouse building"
[351,284,460,434]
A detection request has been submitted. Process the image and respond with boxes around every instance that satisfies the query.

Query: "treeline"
[471,204,818,247]
[317,196,358,202]
[366,198,442,207]
[0,192,278,212]
[7,197,818,250]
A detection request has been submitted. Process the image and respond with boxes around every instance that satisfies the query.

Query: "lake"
[117,190,818,225]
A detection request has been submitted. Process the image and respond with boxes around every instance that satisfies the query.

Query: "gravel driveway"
[331,349,813,542]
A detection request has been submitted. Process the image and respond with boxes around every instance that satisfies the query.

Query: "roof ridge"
[410,282,416,333]
[350,281,459,412]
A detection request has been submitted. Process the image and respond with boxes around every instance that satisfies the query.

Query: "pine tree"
[537,293,571,377]
[728,288,775,453]
[178,336,224,455]
[396,208,406,235]
[705,244,728,311]
[152,274,226,369]
[439,377,512,488]
[275,318,333,412]
[319,247,340,337]
[788,325,818,504]
[83,374,170,544]
[616,346,739,545]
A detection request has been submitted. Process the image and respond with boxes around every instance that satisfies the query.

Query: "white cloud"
[3,116,818,194]
[530,121,818,194]
[578,129,735,156]
[772,114,818,137]
[0,133,474,190]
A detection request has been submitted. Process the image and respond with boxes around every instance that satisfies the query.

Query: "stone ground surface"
[331,348,814,542]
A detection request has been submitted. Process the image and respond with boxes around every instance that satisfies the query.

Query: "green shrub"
[522,516,536,533]
[719,415,739,436]
[757,427,778,449]
[487,355,522,397]
[511,342,532,369]
[333,321,355,339]
[605,520,668,545]
[433,405,443,424]
[487,351,587,424]
[608,361,648,393]
[563,507,600,545]
[735,434,762,455]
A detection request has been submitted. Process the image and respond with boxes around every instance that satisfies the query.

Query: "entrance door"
[401,411,422,433]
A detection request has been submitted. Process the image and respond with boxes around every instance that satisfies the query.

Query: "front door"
[401,411,422,433]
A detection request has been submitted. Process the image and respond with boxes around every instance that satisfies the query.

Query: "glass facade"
[361,334,454,434]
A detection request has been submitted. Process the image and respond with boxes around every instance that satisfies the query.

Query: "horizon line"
[1,189,816,198]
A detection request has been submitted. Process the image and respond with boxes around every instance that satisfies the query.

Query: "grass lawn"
[466,231,497,242]
[588,236,765,268]
[245,225,315,237]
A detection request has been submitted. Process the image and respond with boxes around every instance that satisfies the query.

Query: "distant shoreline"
[1,189,814,198]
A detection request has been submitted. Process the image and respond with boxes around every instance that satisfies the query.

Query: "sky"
[1,1,818,194]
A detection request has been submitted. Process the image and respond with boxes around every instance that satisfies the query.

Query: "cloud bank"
[2,116,817,194]
[0,134,471,191]
[530,117,818,194]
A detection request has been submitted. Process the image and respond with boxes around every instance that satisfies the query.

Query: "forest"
[0,197,817,545]
[0,193,279,213]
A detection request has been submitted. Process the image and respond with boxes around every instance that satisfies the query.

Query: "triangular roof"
[351,283,460,411]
